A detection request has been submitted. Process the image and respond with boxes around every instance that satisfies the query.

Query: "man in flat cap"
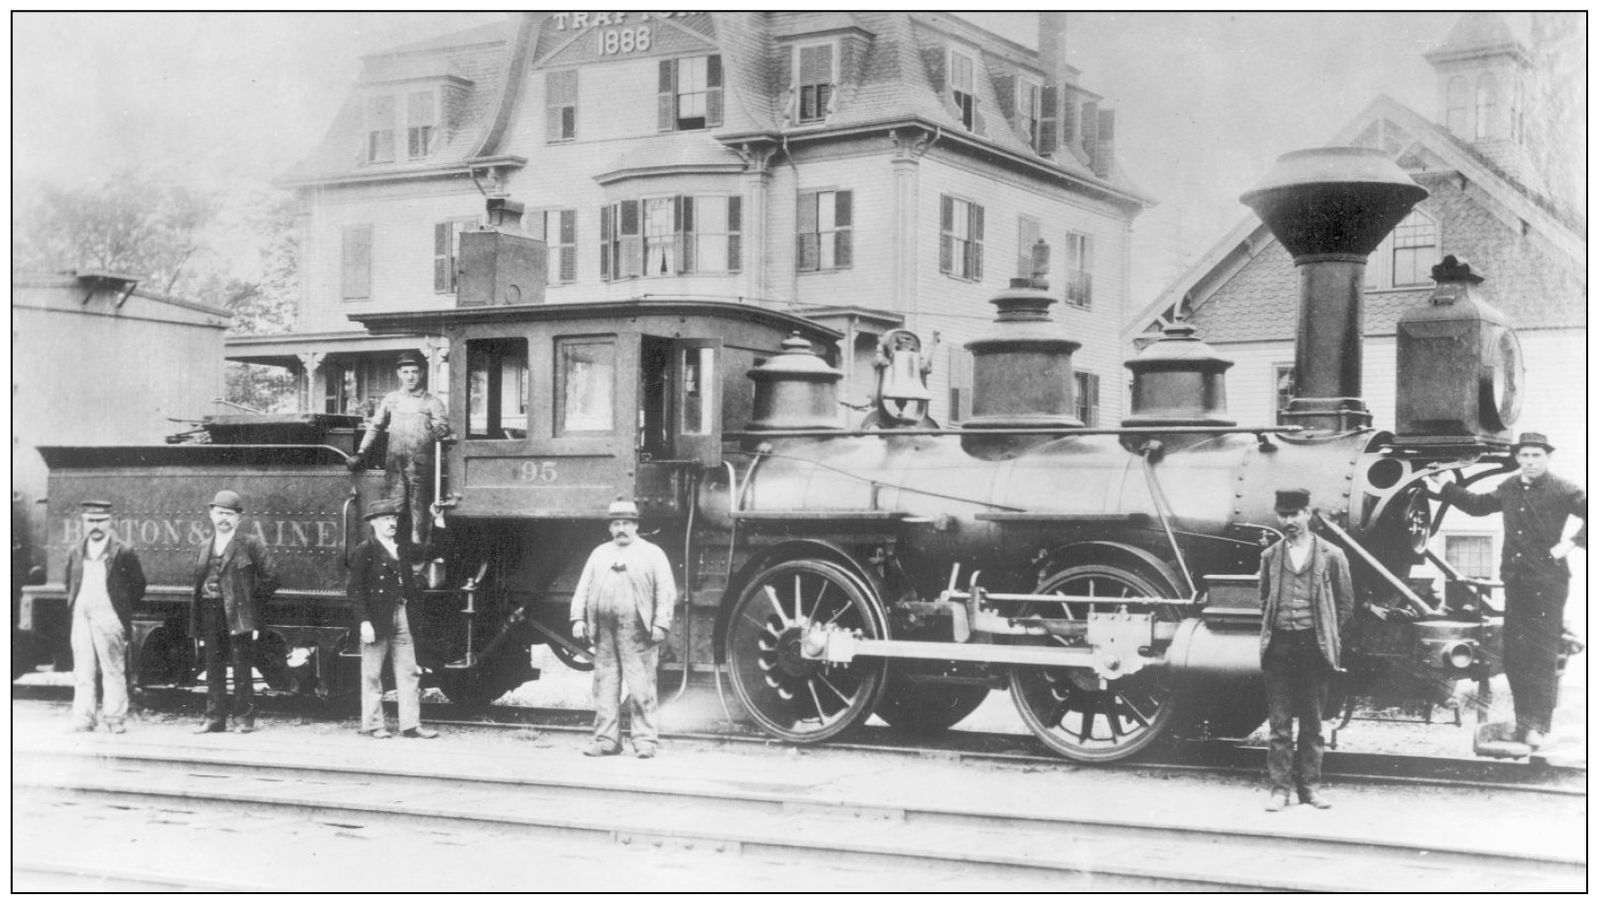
[349,352,452,545]
[189,490,279,733]
[1259,488,1353,812]
[1429,432,1586,750]
[570,499,677,758]
[66,500,146,733]
[348,498,447,739]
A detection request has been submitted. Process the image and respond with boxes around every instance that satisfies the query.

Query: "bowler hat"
[606,499,641,521]
[80,500,114,515]
[1274,488,1311,513]
[396,351,424,369]
[208,490,245,513]
[364,498,404,521]
[1513,432,1555,454]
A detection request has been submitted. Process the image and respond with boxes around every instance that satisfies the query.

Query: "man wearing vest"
[189,490,280,734]
[570,499,677,758]
[1259,488,1353,812]
[66,500,146,733]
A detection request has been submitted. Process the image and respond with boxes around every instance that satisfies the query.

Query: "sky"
[8,11,1570,305]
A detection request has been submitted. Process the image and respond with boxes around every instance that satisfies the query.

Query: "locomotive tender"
[18,147,1526,762]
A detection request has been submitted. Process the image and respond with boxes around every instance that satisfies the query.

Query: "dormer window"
[1365,209,1438,290]
[659,55,723,132]
[406,90,437,159]
[795,42,836,124]
[365,88,438,164]
[949,48,976,131]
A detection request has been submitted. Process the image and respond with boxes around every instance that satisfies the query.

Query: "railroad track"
[12,735,1584,891]
[14,683,1582,797]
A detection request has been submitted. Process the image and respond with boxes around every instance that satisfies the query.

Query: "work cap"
[80,500,114,515]
[1513,432,1554,453]
[1274,488,1311,513]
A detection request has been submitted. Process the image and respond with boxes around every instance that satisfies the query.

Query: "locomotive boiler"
[16,147,1524,763]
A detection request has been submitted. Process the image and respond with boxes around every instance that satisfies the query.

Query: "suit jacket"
[347,535,440,641]
[569,537,677,635]
[1258,534,1353,670]
[189,532,280,637]
[1440,472,1587,582]
[66,535,146,631]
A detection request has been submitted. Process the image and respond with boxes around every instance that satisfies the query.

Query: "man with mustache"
[65,500,146,733]
[1429,432,1587,751]
[189,490,280,734]
[570,499,677,758]
[1259,488,1352,812]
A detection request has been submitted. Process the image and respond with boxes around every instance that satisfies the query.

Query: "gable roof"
[1128,93,1584,341]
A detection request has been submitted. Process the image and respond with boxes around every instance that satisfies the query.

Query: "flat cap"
[80,500,114,515]
[395,351,425,369]
[1513,432,1554,453]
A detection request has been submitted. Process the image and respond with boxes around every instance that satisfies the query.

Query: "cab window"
[467,338,528,439]
[556,337,615,435]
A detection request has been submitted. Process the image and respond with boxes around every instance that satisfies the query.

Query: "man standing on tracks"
[348,498,445,740]
[348,352,451,545]
[66,500,146,733]
[570,499,677,758]
[1429,432,1586,751]
[189,490,279,734]
[1259,488,1353,812]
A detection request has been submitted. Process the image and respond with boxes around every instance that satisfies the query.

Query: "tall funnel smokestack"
[1241,147,1427,432]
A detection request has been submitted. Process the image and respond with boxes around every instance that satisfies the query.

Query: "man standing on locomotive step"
[348,352,451,545]
[66,500,146,733]
[1428,432,1586,751]
[1259,488,1353,812]
[190,490,279,734]
[570,499,676,758]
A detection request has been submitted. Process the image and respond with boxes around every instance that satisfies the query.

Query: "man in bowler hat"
[190,490,279,733]
[1429,432,1586,750]
[570,500,677,758]
[1259,488,1353,811]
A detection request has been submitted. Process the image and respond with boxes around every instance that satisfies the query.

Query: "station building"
[1130,13,1585,596]
[244,12,1150,426]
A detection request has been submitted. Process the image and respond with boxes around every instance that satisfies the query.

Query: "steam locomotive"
[17,147,1526,762]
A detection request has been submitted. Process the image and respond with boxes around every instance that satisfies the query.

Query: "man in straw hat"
[189,490,280,734]
[65,500,146,733]
[1429,432,1586,751]
[570,499,676,758]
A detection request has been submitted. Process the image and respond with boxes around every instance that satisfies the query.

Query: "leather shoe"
[194,721,227,734]
[1301,791,1333,810]
[106,723,127,735]
[1521,729,1548,751]
[583,741,622,757]
[1265,789,1291,813]
[366,728,392,739]
[635,745,657,759]
[402,727,438,739]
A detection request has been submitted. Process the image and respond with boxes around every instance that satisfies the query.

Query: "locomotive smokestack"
[1240,147,1426,432]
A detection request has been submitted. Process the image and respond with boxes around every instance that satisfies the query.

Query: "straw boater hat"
[606,499,641,522]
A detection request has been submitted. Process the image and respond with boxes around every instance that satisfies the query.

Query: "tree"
[13,171,217,296]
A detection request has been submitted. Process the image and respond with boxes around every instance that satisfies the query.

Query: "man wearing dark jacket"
[189,490,279,733]
[1430,432,1587,750]
[1259,488,1353,812]
[66,500,146,733]
[347,498,444,739]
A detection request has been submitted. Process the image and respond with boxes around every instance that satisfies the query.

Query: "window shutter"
[434,221,453,293]
[560,209,577,283]
[706,55,724,127]
[620,199,642,277]
[600,204,612,280]
[657,59,675,132]
[727,195,742,274]
[834,190,853,269]
[797,191,818,271]
[992,73,1016,123]
[939,195,954,274]
[342,225,372,300]
[971,204,984,281]
[1081,101,1099,158]
[1083,234,1093,306]
[1039,85,1058,155]
[1061,94,1078,149]
[677,195,693,274]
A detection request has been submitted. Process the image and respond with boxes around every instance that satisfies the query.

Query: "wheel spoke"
[1078,708,1096,743]
[763,585,787,623]
[807,581,828,624]
[815,671,851,706]
[794,575,805,624]
[807,679,830,722]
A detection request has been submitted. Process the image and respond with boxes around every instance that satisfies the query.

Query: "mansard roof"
[282,12,1147,205]
[1129,93,1583,342]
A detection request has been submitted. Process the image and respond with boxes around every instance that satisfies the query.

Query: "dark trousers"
[198,601,255,724]
[1504,574,1566,735]
[1264,630,1330,795]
